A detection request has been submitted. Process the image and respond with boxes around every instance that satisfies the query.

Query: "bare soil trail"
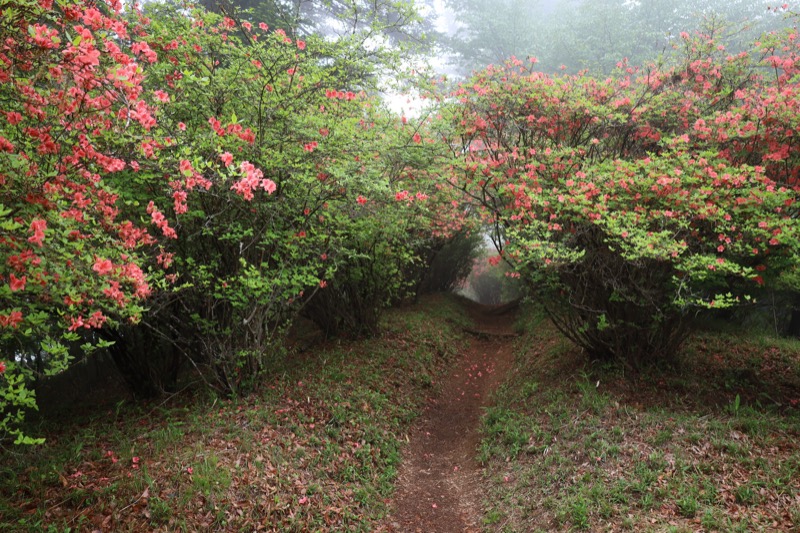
[382,299,519,532]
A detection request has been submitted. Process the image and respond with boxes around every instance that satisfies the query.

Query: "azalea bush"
[0,0,165,442]
[116,6,338,394]
[300,112,468,337]
[444,26,800,366]
[130,6,465,391]
[0,0,459,440]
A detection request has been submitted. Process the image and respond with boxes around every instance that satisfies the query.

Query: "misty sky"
[429,0,797,77]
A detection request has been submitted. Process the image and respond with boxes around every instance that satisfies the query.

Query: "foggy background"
[196,0,799,79]
[435,0,793,77]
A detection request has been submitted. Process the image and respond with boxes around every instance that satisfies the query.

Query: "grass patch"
[0,294,470,532]
[479,308,800,531]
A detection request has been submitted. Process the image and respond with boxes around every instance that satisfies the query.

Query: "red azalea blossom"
[9,274,26,292]
[28,218,47,247]
[93,257,114,276]
[5,112,22,125]
[0,311,23,329]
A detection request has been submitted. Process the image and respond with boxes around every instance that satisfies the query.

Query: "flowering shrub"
[0,0,165,442]
[130,6,464,392]
[0,0,459,440]
[300,114,466,336]
[445,28,800,366]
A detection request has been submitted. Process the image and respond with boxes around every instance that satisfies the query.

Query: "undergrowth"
[479,304,800,532]
[0,294,470,532]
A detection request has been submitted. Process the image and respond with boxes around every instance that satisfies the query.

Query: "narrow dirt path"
[382,300,518,532]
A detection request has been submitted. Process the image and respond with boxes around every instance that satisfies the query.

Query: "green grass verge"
[0,294,471,532]
[479,306,800,532]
